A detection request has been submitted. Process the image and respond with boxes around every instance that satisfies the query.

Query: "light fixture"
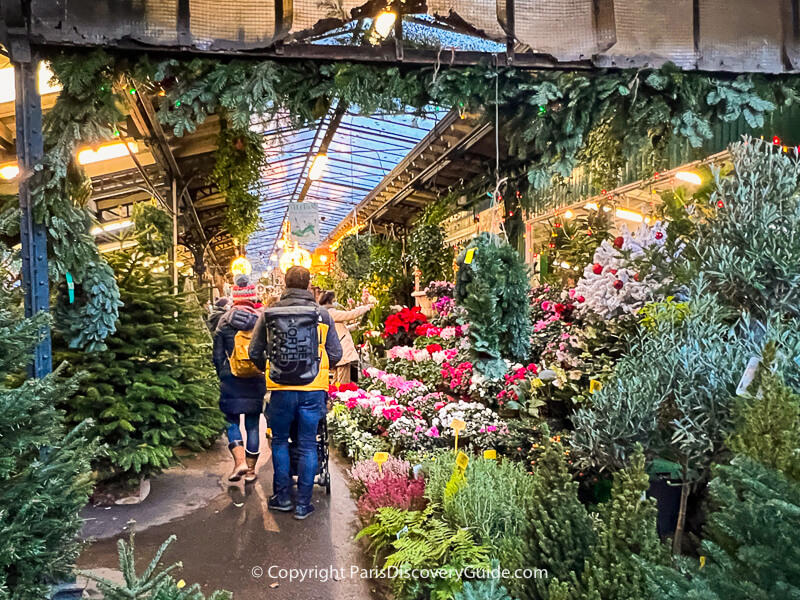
[674,171,702,186]
[319,254,328,264]
[279,246,312,273]
[231,256,252,276]
[77,142,139,166]
[277,239,285,248]
[270,253,278,261]
[374,11,397,39]
[90,219,133,235]
[583,202,598,211]
[308,153,328,181]
[563,209,575,219]
[0,163,19,180]
[98,239,139,253]
[602,205,612,213]
[615,207,644,223]
[0,62,62,104]
[644,216,651,224]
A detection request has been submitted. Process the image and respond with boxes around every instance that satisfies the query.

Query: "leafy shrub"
[57,252,223,483]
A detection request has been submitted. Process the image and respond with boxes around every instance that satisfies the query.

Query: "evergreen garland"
[0,244,95,599]
[455,233,531,378]
[37,50,124,350]
[210,127,264,244]
[56,252,223,482]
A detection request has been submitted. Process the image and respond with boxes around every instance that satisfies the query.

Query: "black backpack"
[262,305,322,386]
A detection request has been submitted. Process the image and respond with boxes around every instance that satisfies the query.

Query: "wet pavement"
[77,416,378,600]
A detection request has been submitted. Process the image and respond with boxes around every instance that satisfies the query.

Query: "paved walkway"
[77,416,376,600]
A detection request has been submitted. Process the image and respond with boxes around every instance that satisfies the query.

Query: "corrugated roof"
[246,109,443,272]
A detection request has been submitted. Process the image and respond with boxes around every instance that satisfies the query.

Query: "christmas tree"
[566,449,667,600]
[646,457,800,599]
[507,438,596,600]
[0,245,95,598]
[57,252,223,484]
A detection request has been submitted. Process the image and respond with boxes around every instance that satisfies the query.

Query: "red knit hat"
[232,274,257,303]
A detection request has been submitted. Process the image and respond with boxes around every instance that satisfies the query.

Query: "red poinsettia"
[425,343,443,354]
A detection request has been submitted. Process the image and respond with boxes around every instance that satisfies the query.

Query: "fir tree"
[646,457,800,599]
[728,341,800,482]
[0,245,95,599]
[454,564,514,600]
[83,535,231,600]
[57,252,223,483]
[561,449,667,600]
[507,438,596,600]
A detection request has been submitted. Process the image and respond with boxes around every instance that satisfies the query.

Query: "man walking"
[249,266,342,520]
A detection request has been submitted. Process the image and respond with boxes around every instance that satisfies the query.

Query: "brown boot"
[228,444,248,482]
[244,452,259,483]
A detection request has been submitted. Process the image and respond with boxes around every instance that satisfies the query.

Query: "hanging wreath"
[337,235,371,280]
[132,202,173,257]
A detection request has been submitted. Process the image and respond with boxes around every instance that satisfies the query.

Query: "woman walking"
[318,291,374,384]
[212,274,265,482]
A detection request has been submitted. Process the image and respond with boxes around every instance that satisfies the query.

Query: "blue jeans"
[268,390,326,507]
[225,413,260,454]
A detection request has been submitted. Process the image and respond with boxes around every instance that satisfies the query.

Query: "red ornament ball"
[655,231,664,240]
[609,268,618,275]
[613,280,624,290]
[613,236,624,249]
[634,272,640,282]
[592,263,603,275]
[577,295,586,303]
[717,200,725,208]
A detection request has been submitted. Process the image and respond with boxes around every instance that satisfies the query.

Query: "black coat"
[212,306,267,415]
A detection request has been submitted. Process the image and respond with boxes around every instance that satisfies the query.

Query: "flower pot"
[412,290,435,318]
[647,476,682,537]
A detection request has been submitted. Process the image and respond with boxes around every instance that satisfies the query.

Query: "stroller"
[265,410,331,496]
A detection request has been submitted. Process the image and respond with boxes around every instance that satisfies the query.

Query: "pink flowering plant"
[347,455,414,497]
[329,384,408,431]
[385,345,457,385]
[362,366,428,399]
[432,401,510,449]
[355,470,426,523]
[386,414,445,452]
[440,360,474,399]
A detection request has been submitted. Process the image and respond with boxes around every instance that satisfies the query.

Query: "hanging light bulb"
[563,209,575,219]
[308,153,328,181]
[0,163,20,180]
[279,246,312,273]
[615,208,644,223]
[277,239,285,248]
[231,256,252,276]
[374,11,397,39]
[270,253,278,261]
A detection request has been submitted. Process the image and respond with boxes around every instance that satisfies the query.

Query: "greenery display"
[455,233,531,378]
[0,245,95,599]
[554,449,667,600]
[84,535,231,600]
[543,210,612,284]
[210,127,264,244]
[646,457,800,599]
[337,235,372,280]
[508,438,596,600]
[408,202,454,286]
[698,138,800,320]
[132,202,173,256]
[357,504,490,600]
[571,285,755,550]
[39,51,124,350]
[453,566,514,600]
[56,252,223,483]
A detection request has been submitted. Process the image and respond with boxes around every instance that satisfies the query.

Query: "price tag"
[456,451,470,470]
[373,451,389,473]
[464,248,476,264]
[699,556,706,569]
[483,449,497,460]
[65,272,75,304]
[396,525,409,540]
[589,379,603,394]
[736,357,761,396]
[451,418,466,451]
[412,464,423,479]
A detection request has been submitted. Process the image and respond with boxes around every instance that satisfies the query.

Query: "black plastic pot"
[647,475,682,537]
